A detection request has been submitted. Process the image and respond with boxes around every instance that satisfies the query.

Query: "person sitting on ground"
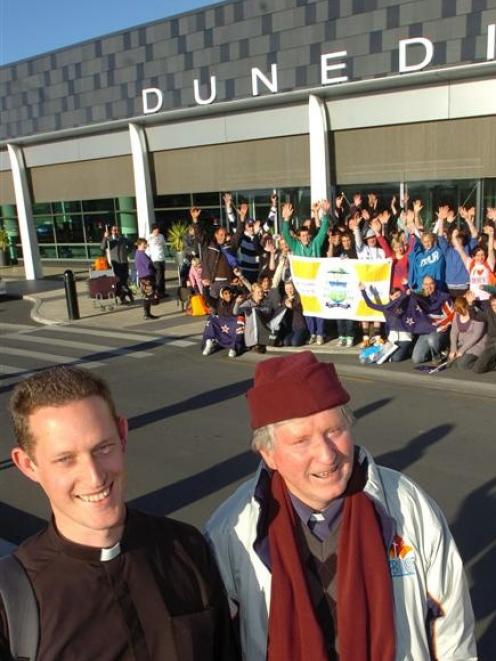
[2,366,237,660]
[466,290,496,373]
[202,285,246,359]
[449,296,487,370]
[233,282,274,354]
[134,238,159,320]
[359,283,415,362]
[282,200,331,345]
[411,276,453,365]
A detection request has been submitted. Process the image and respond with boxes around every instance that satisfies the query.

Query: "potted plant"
[0,228,9,267]
[166,221,189,266]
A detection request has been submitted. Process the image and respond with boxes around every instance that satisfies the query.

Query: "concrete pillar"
[128,123,156,239]
[308,94,331,204]
[7,144,43,279]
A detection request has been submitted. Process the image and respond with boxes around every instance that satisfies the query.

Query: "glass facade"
[0,179,494,261]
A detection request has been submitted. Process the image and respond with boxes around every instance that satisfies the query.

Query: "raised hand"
[466,206,476,221]
[486,207,496,221]
[270,193,278,204]
[239,202,249,219]
[320,199,331,214]
[282,202,293,221]
[190,207,201,221]
[436,204,449,220]
[335,193,344,209]
[361,208,370,221]
[253,220,261,234]
[371,218,382,235]
[353,193,362,207]
[413,199,423,213]
[223,193,233,207]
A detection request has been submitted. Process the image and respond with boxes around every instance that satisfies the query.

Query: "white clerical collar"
[100,541,121,562]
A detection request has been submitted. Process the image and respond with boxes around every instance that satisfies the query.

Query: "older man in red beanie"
[205,351,476,661]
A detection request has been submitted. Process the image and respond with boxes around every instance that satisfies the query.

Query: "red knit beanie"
[246,351,350,429]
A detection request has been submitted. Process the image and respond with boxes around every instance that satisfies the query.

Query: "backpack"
[0,555,39,659]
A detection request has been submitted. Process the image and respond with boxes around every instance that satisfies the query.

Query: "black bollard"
[63,270,80,320]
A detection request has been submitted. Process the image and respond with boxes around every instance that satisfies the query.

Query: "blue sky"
[0,0,217,65]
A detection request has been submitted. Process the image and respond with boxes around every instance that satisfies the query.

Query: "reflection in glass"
[84,213,114,242]
[82,199,116,213]
[34,217,55,243]
[54,215,84,243]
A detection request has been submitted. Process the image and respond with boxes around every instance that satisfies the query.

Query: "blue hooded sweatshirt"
[408,238,446,290]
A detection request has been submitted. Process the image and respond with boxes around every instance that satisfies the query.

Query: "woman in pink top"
[372,217,415,291]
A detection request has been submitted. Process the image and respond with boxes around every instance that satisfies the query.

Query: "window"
[34,217,55,243]
[53,215,84,243]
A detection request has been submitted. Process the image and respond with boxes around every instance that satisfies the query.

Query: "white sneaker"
[316,335,324,346]
[345,336,354,347]
[202,339,215,356]
[308,334,317,345]
[337,336,346,347]
[228,348,236,358]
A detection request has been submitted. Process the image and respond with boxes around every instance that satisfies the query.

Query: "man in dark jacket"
[2,366,236,661]
[190,208,237,299]
[100,225,134,303]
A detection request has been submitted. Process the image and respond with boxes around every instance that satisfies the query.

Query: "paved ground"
[1,262,495,399]
[0,262,495,656]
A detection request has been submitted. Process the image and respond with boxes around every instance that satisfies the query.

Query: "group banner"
[290,256,392,321]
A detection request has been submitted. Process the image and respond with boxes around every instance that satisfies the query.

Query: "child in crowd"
[188,257,204,294]
[134,238,159,320]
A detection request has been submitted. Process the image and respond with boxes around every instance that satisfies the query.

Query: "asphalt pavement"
[1,261,495,398]
[0,263,495,656]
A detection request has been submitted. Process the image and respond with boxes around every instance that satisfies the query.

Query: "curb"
[23,295,63,326]
[16,293,496,400]
[234,346,496,400]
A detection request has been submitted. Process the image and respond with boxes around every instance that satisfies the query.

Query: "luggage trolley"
[87,268,120,312]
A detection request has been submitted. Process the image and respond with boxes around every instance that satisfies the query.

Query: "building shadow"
[451,477,496,658]
[375,424,454,472]
[129,450,258,516]
[127,379,252,431]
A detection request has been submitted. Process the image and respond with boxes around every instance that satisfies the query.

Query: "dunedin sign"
[142,28,496,114]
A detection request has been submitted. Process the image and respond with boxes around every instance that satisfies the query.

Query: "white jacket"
[205,447,476,661]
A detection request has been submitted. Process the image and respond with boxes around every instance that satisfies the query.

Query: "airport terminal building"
[1,0,496,277]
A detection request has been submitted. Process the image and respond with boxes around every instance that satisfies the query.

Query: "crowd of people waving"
[177,191,495,374]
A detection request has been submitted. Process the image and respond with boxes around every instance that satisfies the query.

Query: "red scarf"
[267,462,395,661]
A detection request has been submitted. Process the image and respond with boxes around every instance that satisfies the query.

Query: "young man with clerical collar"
[205,351,476,661]
[2,366,236,661]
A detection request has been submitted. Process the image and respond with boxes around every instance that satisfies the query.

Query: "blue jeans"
[412,332,449,364]
[306,316,324,336]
